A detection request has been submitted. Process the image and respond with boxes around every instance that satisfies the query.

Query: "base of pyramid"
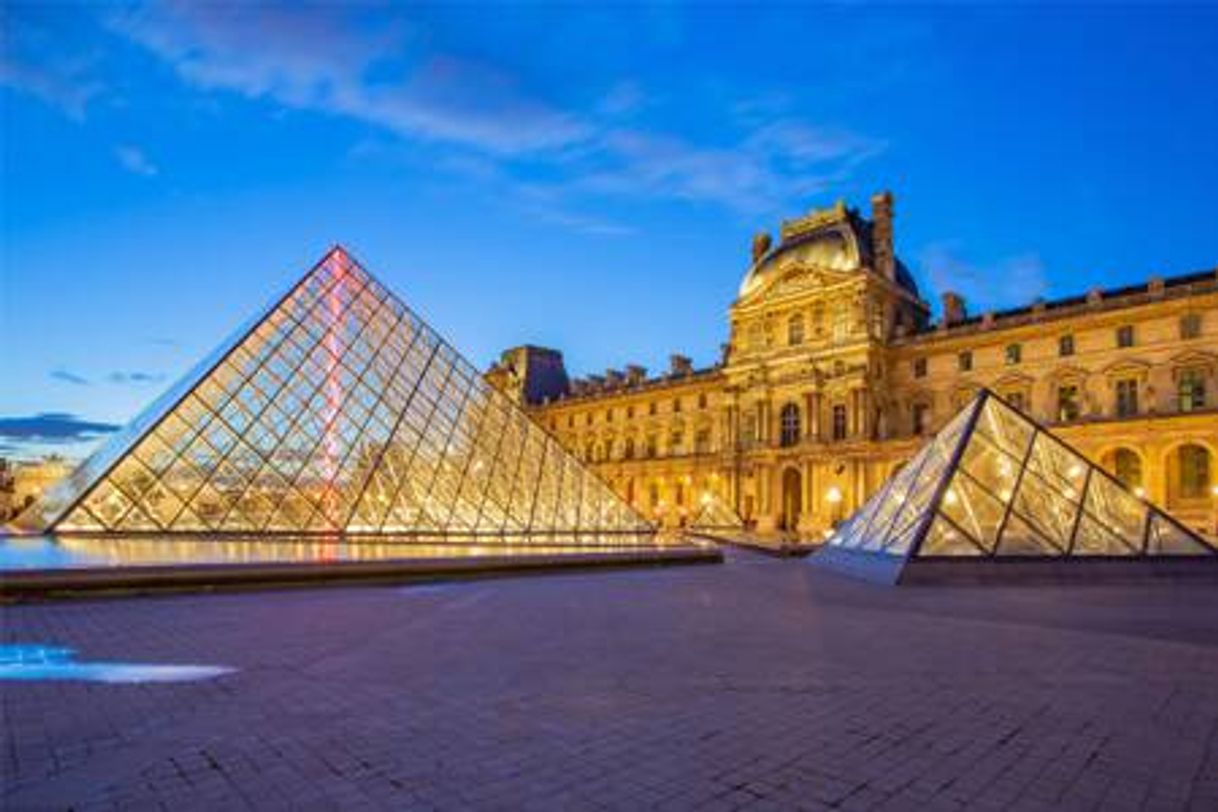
[812,546,1218,586]
[0,534,721,600]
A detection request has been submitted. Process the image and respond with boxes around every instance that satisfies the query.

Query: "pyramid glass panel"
[689,491,745,532]
[818,389,1216,582]
[17,247,652,539]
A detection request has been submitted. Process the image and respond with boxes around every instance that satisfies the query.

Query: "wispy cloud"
[919,242,1048,312]
[0,413,119,444]
[0,7,105,119]
[109,3,587,155]
[50,369,90,386]
[106,370,167,385]
[115,145,158,176]
[107,2,882,218]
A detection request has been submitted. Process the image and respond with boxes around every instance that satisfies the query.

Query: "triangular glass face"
[20,248,652,537]
[688,491,744,531]
[820,390,1216,578]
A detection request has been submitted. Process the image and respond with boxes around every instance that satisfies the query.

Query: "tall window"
[1115,378,1139,417]
[1005,343,1022,365]
[912,402,929,436]
[832,302,850,342]
[624,438,635,459]
[698,393,708,409]
[1179,369,1206,412]
[913,358,927,379]
[741,414,757,447]
[606,408,613,423]
[832,404,848,441]
[1116,325,1135,348]
[626,405,635,419]
[1111,449,1143,490]
[1058,384,1081,422]
[788,314,805,346]
[779,403,800,447]
[1059,334,1075,357]
[648,402,657,416]
[646,435,657,458]
[695,429,711,454]
[669,431,683,455]
[1178,445,1211,499]
[1180,313,1202,339]
[673,397,682,413]
[958,351,973,372]
[649,482,659,508]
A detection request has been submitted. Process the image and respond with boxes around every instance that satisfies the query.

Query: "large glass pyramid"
[16,247,653,538]
[817,389,1216,583]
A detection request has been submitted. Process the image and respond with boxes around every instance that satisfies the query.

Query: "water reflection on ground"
[0,533,695,572]
[0,644,234,684]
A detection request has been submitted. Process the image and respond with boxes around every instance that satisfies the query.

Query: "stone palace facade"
[488,193,1218,537]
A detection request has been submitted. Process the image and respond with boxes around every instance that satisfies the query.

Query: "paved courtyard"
[4,548,1218,811]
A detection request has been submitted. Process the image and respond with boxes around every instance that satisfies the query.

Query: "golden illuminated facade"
[490,193,1218,537]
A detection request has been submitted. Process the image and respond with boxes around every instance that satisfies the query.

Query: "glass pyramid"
[819,389,1216,582]
[688,491,745,533]
[16,247,653,538]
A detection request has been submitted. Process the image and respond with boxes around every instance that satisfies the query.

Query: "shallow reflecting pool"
[0,644,234,683]
[0,533,695,572]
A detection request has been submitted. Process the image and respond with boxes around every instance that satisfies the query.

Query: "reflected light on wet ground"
[0,533,692,572]
[0,644,234,684]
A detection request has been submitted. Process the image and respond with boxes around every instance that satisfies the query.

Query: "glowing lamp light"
[944,489,959,506]
[825,486,843,504]
[1134,486,1147,499]
[1067,464,1082,479]
[700,492,713,506]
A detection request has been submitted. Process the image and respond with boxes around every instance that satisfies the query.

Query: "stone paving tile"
[4,549,1218,810]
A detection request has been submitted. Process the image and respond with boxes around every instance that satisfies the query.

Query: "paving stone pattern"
[4,549,1218,811]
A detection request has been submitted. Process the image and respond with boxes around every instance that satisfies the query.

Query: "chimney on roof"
[625,365,647,385]
[751,231,772,264]
[941,292,967,327]
[870,191,895,281]
[604,369,624,388]
[669,354,693,377]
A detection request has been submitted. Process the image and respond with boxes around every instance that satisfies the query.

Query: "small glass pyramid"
[17,248,653,538]
[819,390,1215,582]
[688,491,745,533]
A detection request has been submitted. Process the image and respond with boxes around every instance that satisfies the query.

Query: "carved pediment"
[740,265,857,306]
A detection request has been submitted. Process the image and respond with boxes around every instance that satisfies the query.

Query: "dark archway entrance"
[780,468,802,532]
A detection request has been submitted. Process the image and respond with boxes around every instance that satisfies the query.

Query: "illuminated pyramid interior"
[817,389,1216,583]
[19,248,653,539]
[689,491,744,533]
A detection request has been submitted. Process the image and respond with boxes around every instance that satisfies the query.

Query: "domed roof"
[737,199,920,300]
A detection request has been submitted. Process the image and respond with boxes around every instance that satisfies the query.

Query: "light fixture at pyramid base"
[812,389,1218,585]
[12,246,660,547]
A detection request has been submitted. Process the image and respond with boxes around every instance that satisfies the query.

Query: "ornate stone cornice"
[779,199,849,241]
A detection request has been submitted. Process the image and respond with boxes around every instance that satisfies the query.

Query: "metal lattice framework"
[688,491,744,532]
[18,247,653,538]
[826,389,1216,564]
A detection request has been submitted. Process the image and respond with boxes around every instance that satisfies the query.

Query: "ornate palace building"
[488,193,1218,537]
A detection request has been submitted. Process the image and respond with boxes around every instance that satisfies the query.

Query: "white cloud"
[115,145,158,176]
[107,2,883,217]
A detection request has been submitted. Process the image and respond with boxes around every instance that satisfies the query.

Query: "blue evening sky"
[2,2,1217,460]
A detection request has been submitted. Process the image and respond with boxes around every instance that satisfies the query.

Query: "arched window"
[787,314,805,346]
[1177,444,1211,500]
[779,403,801,447]
[1108,448,1142,490]
[623,438,635,459]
